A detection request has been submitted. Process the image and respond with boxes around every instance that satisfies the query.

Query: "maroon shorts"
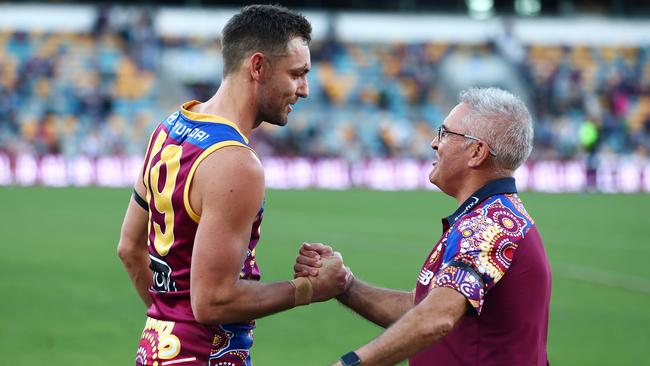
[135,316,254,366]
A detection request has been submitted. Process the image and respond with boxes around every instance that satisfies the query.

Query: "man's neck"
[192,77,258,138]
[454,172,512,206]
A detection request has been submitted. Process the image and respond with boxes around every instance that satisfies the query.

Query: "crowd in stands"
[1,9,649,164]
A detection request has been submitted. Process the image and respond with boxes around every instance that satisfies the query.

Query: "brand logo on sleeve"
[418,268,435,286]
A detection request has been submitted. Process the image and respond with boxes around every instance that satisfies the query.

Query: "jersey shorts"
[136,316,254,366]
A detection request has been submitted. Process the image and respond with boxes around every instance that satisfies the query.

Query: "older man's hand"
[293,242,354,301]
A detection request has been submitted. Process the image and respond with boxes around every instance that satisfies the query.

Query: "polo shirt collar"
[444,177,518,226]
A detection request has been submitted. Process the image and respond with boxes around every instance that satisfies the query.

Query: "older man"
[296,87,551,366]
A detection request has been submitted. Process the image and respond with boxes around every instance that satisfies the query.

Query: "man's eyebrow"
[292,65,310,74]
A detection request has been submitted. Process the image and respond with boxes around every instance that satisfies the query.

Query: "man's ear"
[467,141,491,168]
[249,52,268,81]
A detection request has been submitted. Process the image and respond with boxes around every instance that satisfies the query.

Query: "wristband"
[290,277,313,306]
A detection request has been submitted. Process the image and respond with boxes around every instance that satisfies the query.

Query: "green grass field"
[1,187,648,365]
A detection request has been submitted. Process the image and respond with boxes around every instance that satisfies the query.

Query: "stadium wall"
[1,153,648,193]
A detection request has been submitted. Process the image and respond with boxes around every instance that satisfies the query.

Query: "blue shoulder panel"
[442,195,504,264]
[162,110,247,149]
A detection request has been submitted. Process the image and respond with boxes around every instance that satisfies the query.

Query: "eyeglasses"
[436,124,497,157]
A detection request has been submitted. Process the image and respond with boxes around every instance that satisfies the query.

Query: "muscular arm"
[189,147,296,324]
[117,179,153,307]
[336,278,414,328]
[335,287,468,366]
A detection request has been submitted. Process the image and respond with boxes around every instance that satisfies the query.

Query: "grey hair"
[458,87,533,171]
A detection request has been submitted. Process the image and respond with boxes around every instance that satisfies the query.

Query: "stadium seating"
[0,10,648,164]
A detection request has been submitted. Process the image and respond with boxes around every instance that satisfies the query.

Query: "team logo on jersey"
[150,254,178,292]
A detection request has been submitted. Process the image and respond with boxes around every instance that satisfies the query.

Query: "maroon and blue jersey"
[135,101,262,366]
[411,178,551,366]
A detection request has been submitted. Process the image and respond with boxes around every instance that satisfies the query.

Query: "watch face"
[341,351,361,366]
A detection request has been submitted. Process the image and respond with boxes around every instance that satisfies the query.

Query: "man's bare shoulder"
[193,145,264,211]
[197,146,263,180]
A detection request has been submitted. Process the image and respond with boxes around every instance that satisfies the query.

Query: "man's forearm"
[333,287,467,366]
[119,249,153,307]
[130,265,153,307]
[336,278,413,328]
[192,279,298,324]
[118,195,153,307]
[193,251,348,325]
[347,301,451,366]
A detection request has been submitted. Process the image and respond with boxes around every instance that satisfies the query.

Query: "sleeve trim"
[183,141,255,223]
[446,260,485,289]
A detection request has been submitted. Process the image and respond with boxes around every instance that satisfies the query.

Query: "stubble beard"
[260,108,288,127]
[258,86,289,127]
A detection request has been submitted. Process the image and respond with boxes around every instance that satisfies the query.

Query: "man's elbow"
[435,317,456,338]
[192,305,223,325]
[422,316,457,343]
[117,239,145,268]
[117,240,130,262]
[191,291,236,325]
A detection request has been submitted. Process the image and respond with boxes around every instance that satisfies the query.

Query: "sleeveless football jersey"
[135,101,262,366]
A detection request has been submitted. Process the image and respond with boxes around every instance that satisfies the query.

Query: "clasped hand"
[294,242,354,302]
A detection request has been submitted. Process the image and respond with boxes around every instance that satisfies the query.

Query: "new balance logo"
[418,268,435,286]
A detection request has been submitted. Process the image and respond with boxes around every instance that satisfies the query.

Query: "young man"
[117,5,349,365]
[297,88,552,366]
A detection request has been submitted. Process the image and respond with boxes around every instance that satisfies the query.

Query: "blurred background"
[1,0,650,191]
[1,1,649,366]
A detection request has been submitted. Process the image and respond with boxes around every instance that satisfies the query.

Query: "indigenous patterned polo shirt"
[410,178,551,366]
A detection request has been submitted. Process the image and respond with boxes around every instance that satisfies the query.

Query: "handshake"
[290,243,355,305]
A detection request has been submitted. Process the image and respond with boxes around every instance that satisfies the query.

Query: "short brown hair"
[221,4,312,76]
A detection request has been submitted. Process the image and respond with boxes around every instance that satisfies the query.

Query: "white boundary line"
[554,263,650,295]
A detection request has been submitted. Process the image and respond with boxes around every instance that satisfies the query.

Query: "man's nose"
[431,137,439,151]
[297,78,309,99]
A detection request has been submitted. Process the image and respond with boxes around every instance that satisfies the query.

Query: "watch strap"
[340,351,361,366]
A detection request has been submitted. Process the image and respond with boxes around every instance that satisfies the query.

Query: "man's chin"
[429,173,443,188]
[428,170,437,184]
[262,116,289,127]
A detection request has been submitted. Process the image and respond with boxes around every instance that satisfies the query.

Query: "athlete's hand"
[307,251,351,302]
[294,242,354,300]
[293,242,333,278]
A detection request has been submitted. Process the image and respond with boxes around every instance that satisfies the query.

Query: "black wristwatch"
[340,351,361,366]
